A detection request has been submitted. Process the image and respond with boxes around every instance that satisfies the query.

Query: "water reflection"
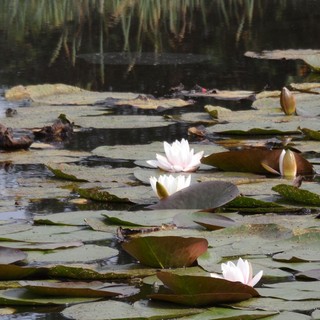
[1,0,319,94]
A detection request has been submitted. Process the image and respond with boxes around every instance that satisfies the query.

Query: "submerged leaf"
[122,236,208,268]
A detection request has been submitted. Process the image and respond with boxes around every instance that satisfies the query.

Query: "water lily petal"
[248,270,263,287]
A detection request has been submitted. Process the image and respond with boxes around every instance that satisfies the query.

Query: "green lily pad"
[173,211,236,230]
[0,288,100,306]
[179,307,277,320]
[26,244,118,264]
[122,236,208,268]
[19,280,138,298]
[272,184,320,206]
[149,181,240,210]
[75,187,131,203]
[299,127,320,140]
[62,299,202,320]
[232,297,320,312]
[46,164,88,182]
[104,209,195,227]
[295,269,320,280]
[0,226,113,243]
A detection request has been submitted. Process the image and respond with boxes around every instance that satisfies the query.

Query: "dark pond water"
[0,1,319,319]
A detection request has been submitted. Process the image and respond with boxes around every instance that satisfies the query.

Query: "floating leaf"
[224,196,293,213]
[122,236,208,268]
[0,288,100,306]
[26,245,118,264]
[299,127,320,140]
[202,149,314,175]
[149,272,259,306]
[62,299,202,320]
[272,184,320,206]
[245,49,320,71]
[46,164,88,182]
[0,246,27,264]
[295,269,320,281]
[19,281,138,298]
[148,181,240,210]
[0,264,45,280]
[75,187,131,203]
[173,211,236,230]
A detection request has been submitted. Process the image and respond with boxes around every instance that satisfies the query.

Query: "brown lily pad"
[149,272,259,306]
[201,149,314,175]
[122,236,208,268]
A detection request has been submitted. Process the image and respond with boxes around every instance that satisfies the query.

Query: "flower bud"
[280,87,296,115]
[279,149,297,178]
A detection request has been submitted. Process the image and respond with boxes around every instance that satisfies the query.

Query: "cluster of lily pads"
[0,83,320,319]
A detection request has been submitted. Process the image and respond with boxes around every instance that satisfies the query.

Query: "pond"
[0,1,320,319]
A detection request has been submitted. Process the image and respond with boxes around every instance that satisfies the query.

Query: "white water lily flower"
[147,139,204,172]
[150,174,191,199]
[210,258,263,287]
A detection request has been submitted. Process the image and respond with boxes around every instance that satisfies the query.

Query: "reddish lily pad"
[122,236,208,268]
[148,272,259,306]
[201,149,314,175]
[0,264,45,280]
[148,181,240,210]
[0,246,27,264]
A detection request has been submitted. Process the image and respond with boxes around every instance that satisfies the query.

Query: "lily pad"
[0,288,100,306]
[299,127,320,140]
[272,184,320,206]
[62,299,202,320]
[0,264,45,280]
[295,269,320,281]
[149,272,259,306]
[26,244,118,264]
[202,149,314,175]
[19,280,137,298]
[122,236,208,268]
[173,211,236,230]
[0,226,113,243]
[0,246,27,264]
[245,49,320,71]
[149,181,240,210]
[75,187,131,203]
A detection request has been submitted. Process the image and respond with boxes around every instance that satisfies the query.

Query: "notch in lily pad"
[122,236,208,268]
[148,272,259,306]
